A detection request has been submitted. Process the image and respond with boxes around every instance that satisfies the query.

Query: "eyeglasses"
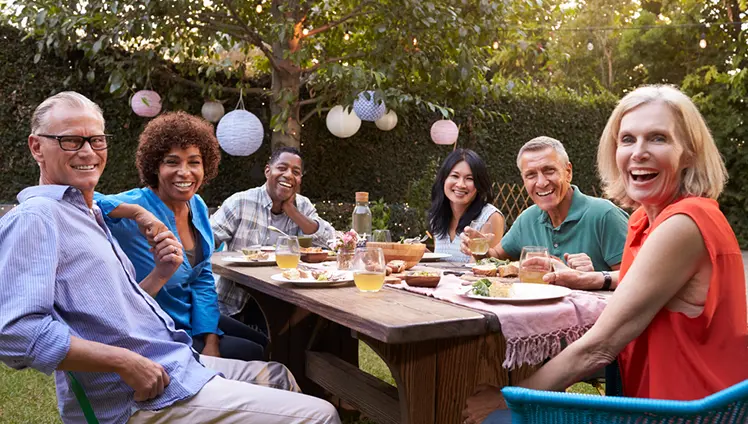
[36,134,111,151]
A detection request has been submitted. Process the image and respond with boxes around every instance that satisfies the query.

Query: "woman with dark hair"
[95,111,267,361]
[428,149,505,262]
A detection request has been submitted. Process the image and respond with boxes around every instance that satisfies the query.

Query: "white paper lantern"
[326,105,361,138]
[216,110,264,156]
[131,90,162,117]
[430,119,459,145]
[201,101,225,123]
[375,110,398,131]
[353,91,386,121]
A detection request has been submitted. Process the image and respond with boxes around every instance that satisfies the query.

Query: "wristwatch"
[600,271,612,291]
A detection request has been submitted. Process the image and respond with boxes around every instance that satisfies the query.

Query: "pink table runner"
[387,275,608,369]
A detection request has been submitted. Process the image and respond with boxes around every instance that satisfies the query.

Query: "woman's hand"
[459,227,493,259]
[462,384,507,424]
[151,231,183,282]
[201,334,221,358]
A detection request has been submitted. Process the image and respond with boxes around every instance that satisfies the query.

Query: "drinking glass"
[372,229,392,243]
[241,229,263,258]
[519,246,552,284]
[352,247,386,292]
[275,236,300,269]
[468,220,492,256]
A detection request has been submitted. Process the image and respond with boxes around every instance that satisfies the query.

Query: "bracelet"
[600,271,612,291]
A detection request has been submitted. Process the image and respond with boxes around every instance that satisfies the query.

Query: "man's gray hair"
[516,136,570,169]
[31,91,104,134]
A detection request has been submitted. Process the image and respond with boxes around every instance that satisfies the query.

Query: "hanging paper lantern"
[353,91,386,121]
[326,105,361,138]
[430,119,459,145]
[216,110,264,156]
[131,90,162,117]
[201,101,225,123]
[375,110,398,131]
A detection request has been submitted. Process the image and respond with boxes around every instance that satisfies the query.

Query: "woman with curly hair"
[95,111,267,361]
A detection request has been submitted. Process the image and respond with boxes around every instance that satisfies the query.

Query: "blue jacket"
[95,188,222,337]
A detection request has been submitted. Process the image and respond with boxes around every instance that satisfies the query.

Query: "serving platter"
[457,283,571,303]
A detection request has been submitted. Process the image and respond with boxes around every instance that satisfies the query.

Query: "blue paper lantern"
[353,91,386,121]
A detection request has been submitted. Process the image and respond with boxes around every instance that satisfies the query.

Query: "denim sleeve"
[0,212,71,374]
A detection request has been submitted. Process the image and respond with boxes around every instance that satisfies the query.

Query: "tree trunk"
[269,63,302,151]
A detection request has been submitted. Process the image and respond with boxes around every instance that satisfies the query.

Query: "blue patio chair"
[500,379,748,424]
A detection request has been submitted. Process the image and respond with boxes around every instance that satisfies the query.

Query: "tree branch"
[160,69,269,96]
[222,0,277,67]
[300,106,332,124]
[298,97,322,106]
[302,52,367,74]
[301,2,375,38]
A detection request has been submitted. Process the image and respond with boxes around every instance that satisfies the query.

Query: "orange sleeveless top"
[617,197,748,400]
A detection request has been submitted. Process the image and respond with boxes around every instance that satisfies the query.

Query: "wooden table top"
[211,251,496,344]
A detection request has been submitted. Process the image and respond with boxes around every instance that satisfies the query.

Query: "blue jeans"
[482,409,513,423]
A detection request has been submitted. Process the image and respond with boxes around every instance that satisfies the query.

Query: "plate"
[261,246,276,252]
[420,252,452,262]
[270,272,354,287]
[222,255,276,266]
[457,283,571,303]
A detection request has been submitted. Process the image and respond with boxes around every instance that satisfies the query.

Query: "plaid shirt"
[210,184,335,315]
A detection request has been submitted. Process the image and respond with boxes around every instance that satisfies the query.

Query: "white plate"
[222,255,276,266]
[261,246,276,251]
[457,283,571,303]
[270,272,354,287]
[420,252,452,262]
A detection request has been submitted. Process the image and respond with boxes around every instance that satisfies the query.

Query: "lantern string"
[235,88,246,110]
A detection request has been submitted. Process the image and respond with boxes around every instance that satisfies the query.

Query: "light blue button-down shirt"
[95,188,222,338]
[0,185,217,424]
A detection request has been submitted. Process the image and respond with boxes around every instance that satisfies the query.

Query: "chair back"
[502,380,748,424]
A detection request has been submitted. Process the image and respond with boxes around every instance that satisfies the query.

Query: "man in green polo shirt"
[461,136,629,289]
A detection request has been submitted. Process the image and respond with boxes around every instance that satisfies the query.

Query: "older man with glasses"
[0,91,341,424]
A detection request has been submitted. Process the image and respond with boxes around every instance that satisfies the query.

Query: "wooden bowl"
[366,242,427,270]
[402,272,441,288]
[301,252,330,263]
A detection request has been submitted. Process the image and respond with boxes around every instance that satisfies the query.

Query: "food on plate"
[472,264,498,277]
[300,247,324,254]
[476,257,510,267]
[387,260,406,273]
[281,268,311,280]
[402,270,441,288]
[407,270,440,277]
[385,266,392,276]
[241,248,270,261]
[470,278,514,298]
[311,270,331,281]
[498,261,520,278]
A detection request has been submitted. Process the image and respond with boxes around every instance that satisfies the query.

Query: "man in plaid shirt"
[210,147,335,317]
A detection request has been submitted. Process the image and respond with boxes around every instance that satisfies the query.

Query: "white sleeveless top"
[434,203,502,263]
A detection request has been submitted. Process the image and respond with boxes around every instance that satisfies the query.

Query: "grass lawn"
[0,342,595,423]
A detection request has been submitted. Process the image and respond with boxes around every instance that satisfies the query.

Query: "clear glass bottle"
[352,191,372,239]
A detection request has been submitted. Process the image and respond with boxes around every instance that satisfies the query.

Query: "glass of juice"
[468,220,492,255]
[275,236,300,269]
[352,247,386,292]
[519,246,551,284]
[241,229,263,258]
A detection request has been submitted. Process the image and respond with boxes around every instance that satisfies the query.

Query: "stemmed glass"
[275,236,300,270]
[519,246,551,284]
[352,247,386,292]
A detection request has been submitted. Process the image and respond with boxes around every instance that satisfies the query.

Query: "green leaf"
[92,37,104,54]
[35,10,47,26]
[109,72,123,93]
[86,69,95,83]
[33,53,41,64]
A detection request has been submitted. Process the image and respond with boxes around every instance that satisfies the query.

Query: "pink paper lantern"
[131,90,162,117]
[430,119,459,145]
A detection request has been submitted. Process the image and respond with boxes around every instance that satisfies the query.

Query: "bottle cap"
[355,192,369,202]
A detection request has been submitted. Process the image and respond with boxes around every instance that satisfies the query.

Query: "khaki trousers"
[128,355,341,423]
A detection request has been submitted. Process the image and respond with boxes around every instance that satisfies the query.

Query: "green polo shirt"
[500,185,629,271]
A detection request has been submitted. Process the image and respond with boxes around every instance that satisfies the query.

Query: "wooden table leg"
[362,333,509,424]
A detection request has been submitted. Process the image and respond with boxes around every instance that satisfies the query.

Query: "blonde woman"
[463,85,748,424]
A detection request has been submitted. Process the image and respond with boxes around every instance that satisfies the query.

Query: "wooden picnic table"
[212,252,535,424]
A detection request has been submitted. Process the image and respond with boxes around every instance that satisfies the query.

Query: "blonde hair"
[516,136,569,169]
[597,85,727,208]
[31,91,104,134]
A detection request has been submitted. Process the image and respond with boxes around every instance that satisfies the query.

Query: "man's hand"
[201,334,221,358]
[134,210,169,247]
[116,351,171,402]
[280,193,297,215]
[462,384,507,424]
[151,231,183,282]
[543,258,602,289]
[565,252,594,272]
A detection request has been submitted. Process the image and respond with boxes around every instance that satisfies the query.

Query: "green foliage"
[370,198,390,231]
